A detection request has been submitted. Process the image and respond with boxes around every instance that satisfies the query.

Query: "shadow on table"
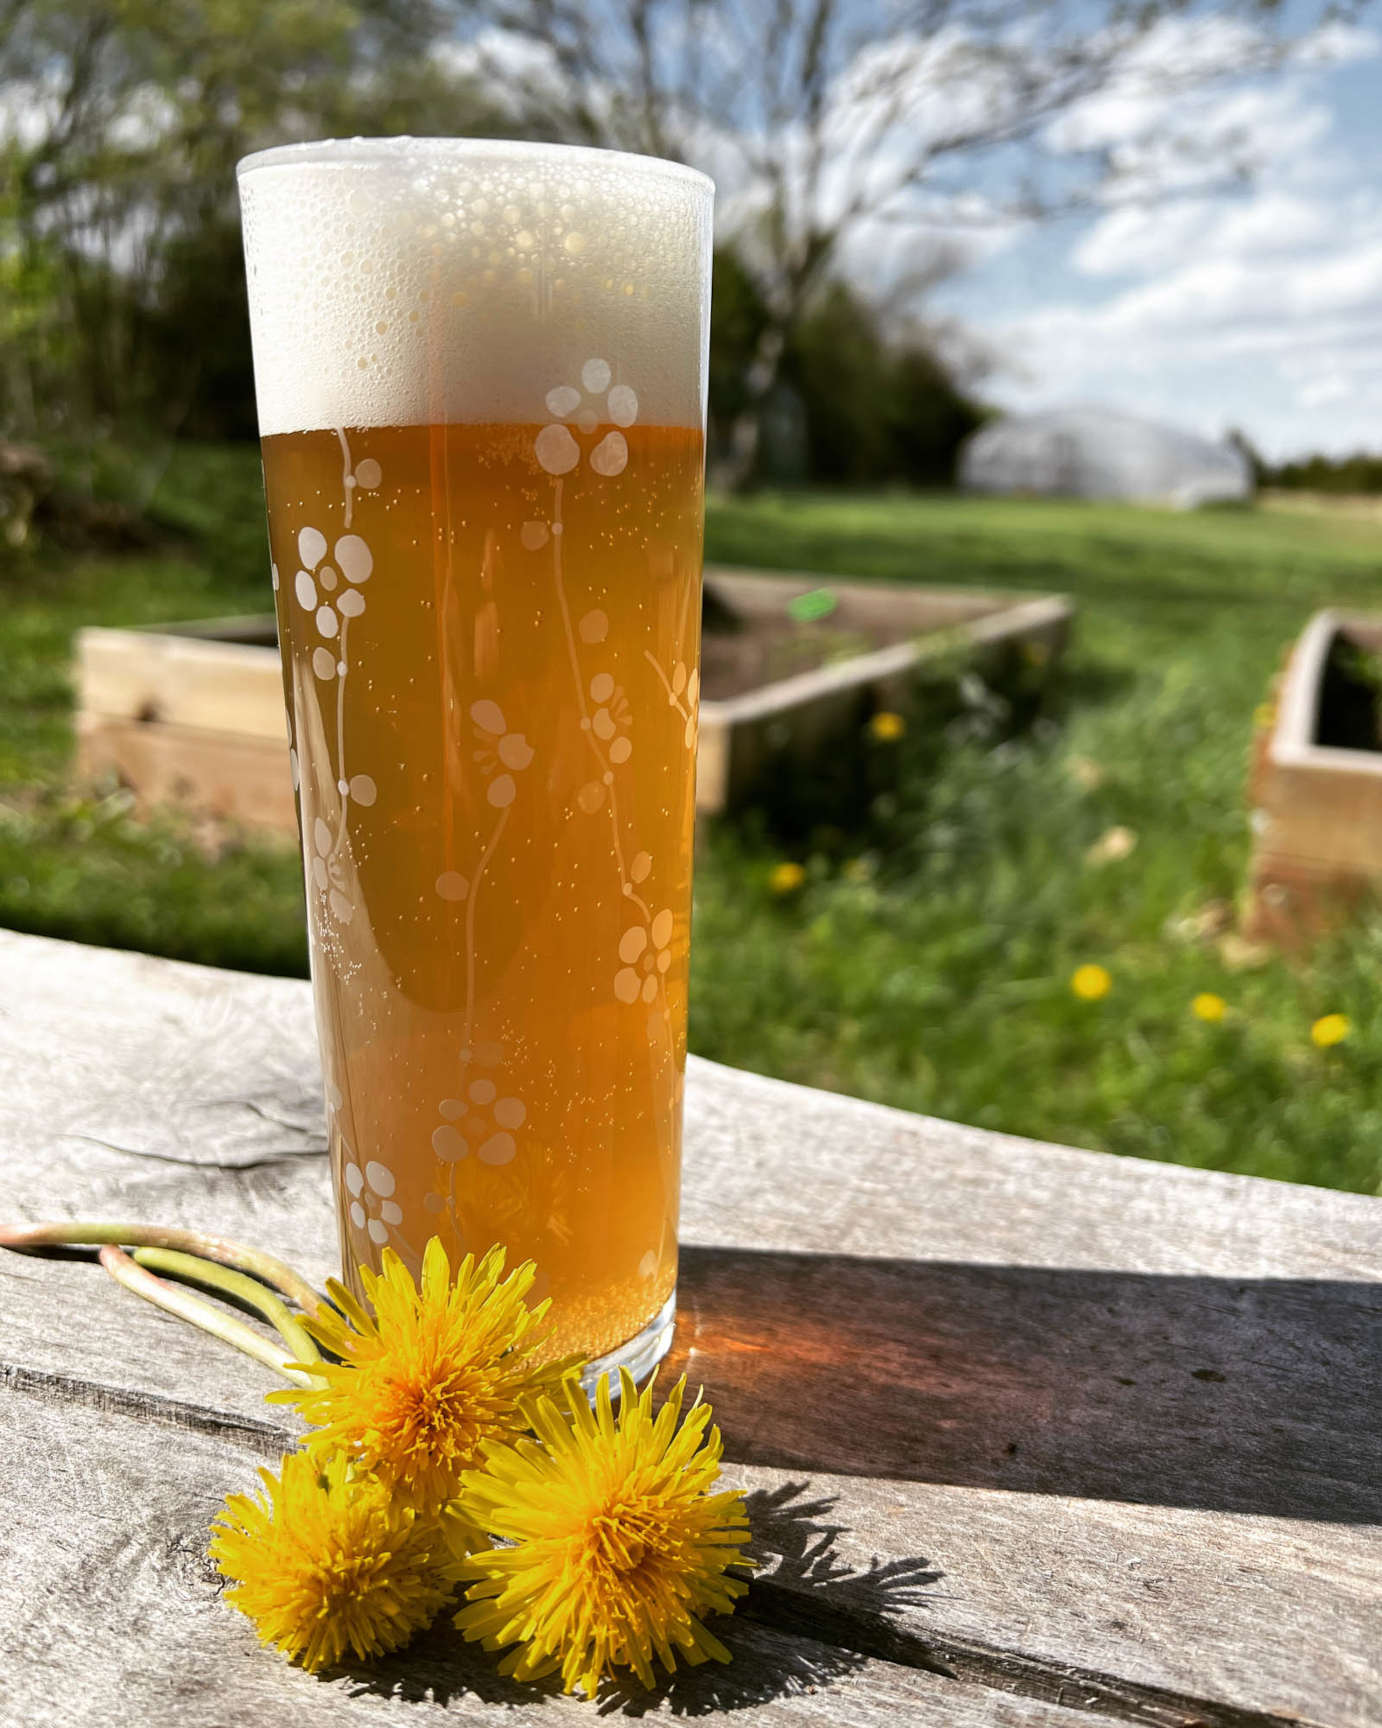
[348,1481,940,1717]
[665,1246,1382,1524]
[596,1481,944,1717]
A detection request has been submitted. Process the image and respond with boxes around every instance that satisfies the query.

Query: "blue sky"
[928,28,1382,460]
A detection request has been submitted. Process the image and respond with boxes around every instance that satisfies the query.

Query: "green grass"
[4,448,1382,1193]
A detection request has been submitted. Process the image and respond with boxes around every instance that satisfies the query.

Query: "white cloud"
[952,26,1382,460]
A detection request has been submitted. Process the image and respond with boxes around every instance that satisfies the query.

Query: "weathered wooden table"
[0,928,1377,1725]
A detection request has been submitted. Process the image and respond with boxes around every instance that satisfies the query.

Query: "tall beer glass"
[237,140,712,1379]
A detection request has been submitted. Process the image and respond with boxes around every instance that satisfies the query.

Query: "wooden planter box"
[1247,609,1382,944]
[75,572,1073,835]
[75,616,297,833]
[694,570,1071,815]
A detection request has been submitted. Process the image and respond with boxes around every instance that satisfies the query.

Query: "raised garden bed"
[1247,609,1382,944]
[75,570,1072,833]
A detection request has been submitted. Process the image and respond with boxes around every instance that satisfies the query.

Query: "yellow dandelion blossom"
[769,861,805,895]
[277,1238,573,1512]
[453,1370,752,1698]
[1070,963,1112,1001]
[1311,1012,1351,1049]
[210,1450,451,1673]
[1192,992,1227,1023]
[869,710,905,742]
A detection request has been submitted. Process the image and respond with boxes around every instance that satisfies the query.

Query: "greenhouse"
[960,405,1253,506]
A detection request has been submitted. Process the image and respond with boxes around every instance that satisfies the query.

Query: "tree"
[0,0,507,440]
[449,0,1361,484]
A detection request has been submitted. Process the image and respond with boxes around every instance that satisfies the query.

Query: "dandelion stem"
[98,1246,317,1388]
[0,1220,324,1317]
[131,1247,322,1368]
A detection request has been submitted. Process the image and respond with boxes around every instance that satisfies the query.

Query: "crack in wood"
[1,1361,292,1454]
[199,1096,326,1137]
[56,1132,325,1170]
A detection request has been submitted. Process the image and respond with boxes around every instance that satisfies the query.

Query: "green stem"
[132,1247,322,1368]
[98,1246,316,1389]
[0,1220,324,1317]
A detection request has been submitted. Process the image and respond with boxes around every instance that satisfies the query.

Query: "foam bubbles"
[238,139,712,435]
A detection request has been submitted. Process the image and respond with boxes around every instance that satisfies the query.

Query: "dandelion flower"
[453,1370,752,1697]
[210,1450,451,1672]
[1070,963,1112,1001]
[1192,993,1227,1023]
[1311,1013,1351,1049]
[279,1238,572,1512]
[869,711,905,742]
[1068,755,1104,791]
[1085,825,1137,866]
[769,861,805,895]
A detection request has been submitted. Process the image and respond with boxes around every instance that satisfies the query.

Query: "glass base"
[578,1289,676,1399]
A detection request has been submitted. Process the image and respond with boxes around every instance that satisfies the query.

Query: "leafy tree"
[0,0,506,441]
[1267,452,1382,494]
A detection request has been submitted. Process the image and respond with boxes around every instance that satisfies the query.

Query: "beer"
[239,141,712,1371]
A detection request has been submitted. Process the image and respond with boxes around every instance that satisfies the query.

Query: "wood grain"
[1,1387,1110,1727]
[0,930,1378,1726]
[77,625,287,741]
[75,713,300,834]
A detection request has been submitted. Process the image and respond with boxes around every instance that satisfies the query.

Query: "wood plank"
[75,713,300,835]
[0,931,1378,1726]
[0,1386,1108,1728]
[77,626,287,741]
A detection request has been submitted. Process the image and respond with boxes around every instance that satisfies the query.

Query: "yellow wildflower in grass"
[277,1239,573,1513]
[1070,963,1112,1002]
[769,861,805,895]
[453,1370,752,1698]
[1192,993,1227,1023]
[1311,1013,1351,1049]
[868,710,905,742]
[210,1450,451,1673]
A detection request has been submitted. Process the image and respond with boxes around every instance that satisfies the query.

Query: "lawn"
[4,447,1382,1194]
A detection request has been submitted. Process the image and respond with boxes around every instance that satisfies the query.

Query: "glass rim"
[236,135,714,197]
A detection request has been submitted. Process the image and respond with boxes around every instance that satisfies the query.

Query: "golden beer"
[239,141,712,1372]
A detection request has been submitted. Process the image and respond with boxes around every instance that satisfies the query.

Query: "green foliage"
[0,0,510,442]
[786,281,985,487]
[0,787,307,974]
[708,249,771,446]
[692,490,1382,1194]
[708,252,984,489]
[5,449,1382,1191]
[1267,451,1382,494]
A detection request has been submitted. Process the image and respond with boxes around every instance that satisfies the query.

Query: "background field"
[4,446,1381,1194]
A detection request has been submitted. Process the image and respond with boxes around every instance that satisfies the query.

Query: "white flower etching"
[614,907,675,1004]
[646,654,701,751]
[586,672,632,764]
[293,526,372,676]
[344,1152,404,1246]
[430,1078,527,1168]
[471,700,534,808]
[293,433,384,940]
[310,815,353,925]
[534,357,638,478]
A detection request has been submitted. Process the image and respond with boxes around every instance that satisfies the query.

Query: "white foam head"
[237,139,713,437]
